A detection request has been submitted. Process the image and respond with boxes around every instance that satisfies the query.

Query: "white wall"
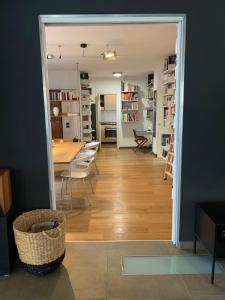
[100,111,117,122]
[48,69,82,139]
[48,70,80,89]
[91,76,149,148]
[48,69,167,151]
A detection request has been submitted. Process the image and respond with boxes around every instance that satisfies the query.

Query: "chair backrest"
[70,155,92,174]
[84,141,100,150]
[133,129,138,139]
[78,150,96,161]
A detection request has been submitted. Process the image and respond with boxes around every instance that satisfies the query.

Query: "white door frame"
[39,14,186,247]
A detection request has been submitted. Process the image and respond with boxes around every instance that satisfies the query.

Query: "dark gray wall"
[1,0,225,241]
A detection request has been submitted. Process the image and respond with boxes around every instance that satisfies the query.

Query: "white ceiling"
[45,24,177,78]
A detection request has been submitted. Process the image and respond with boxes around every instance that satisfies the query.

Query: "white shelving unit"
[161,54,176,160]
[49,89,81,140]
[80,73,93,142]
[121,81,139,123]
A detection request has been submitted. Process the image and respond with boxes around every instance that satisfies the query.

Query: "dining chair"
[81,141,100,174]
[60,155,94,209]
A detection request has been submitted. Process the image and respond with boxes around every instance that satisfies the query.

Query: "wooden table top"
[52,142,84,164]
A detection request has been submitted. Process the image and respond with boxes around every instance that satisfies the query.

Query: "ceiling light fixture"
[113,72,122,77]
[58,45,62,59]
[102,44,117,61]
[47,54,54,59]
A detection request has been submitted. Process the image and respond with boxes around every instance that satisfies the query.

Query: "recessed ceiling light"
[47,54,54,59]
[113,72,122,77]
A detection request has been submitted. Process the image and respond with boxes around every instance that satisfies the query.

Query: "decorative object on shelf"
[53,106,59,116]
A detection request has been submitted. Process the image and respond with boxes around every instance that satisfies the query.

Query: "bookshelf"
[146,73,154,121]
[161,54,176,161]
[80,72,93,142]
[121,81,139,123]
[49,89,81,140]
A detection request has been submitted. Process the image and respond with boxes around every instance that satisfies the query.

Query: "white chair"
[81,141,100,174]
[60,155,94,209]
[83,141,100,150]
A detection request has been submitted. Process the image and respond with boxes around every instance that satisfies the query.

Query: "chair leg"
[61,177,64,202]
[88,178,94,194]
[69,178,73,211]
[65,178,68,194]
[82,178,91,206]
[94,161,99,175]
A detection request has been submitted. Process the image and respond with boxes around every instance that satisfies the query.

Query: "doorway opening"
[39,15,186,246]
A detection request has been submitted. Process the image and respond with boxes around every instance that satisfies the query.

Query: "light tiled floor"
[1,241,225,299]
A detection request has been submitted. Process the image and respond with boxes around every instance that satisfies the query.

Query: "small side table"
[194,202,225,284]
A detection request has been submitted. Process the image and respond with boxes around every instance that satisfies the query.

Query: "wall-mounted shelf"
[49,89,81,139]
[121,100,138,102]
[49,99,79,102]
[121,83,139,123]
[51,113,80,118]
[121,91,138,93]
[162,54,176,177]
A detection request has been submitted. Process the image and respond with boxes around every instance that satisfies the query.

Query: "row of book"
[121,92,138,101]
[121,82,138,92]
[122,101,138,110]
[122,112,138,122]
[49,89,79,101]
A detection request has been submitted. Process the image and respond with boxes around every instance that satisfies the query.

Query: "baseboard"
[179,241,206,251]
[118,146,135,149]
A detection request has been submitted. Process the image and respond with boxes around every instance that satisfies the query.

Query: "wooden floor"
[55,147,172,241]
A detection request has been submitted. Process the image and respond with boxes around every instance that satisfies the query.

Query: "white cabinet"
[104,94,117,111]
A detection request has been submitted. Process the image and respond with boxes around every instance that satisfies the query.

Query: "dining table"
[52,141,85,204]
[52,141,85,165]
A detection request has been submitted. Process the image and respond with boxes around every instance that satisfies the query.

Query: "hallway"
[55,148,172,241]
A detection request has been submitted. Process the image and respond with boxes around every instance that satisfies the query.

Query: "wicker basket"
[13,209,66,276]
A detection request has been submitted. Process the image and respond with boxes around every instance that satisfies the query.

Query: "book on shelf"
[49,89,79,101]
[122,101,138,110]
[122,112,138,122]
[121,92,138,101]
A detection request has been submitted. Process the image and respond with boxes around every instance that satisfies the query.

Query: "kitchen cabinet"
[104,94,117,111]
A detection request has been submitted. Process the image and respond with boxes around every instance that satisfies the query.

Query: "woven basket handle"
[42,227,62,240]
